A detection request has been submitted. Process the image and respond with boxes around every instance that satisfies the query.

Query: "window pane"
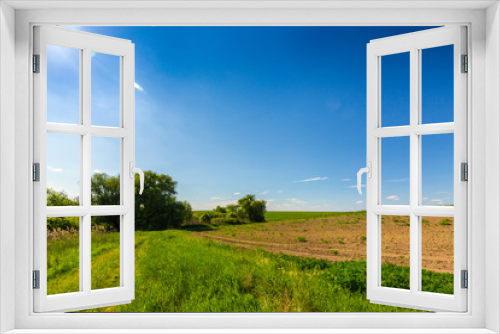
[381,52,410,127]
[421,45,454,124]
[421,134,454,206]
[421,216,454,295]
[91,52,121,127]
[91,136,121,206]
[47,216,80,295]
[91,216,120,290]
[381,215,410,290]
[381,136,410,205]
[47,45,80,124]
[47,133,80,206]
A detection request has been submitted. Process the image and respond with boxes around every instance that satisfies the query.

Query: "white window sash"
[366,26,468,312]
[32,26,136,313]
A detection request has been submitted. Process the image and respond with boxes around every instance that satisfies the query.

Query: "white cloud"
[386,195,400,201]
[203,199,238,209]
[356,200,363,204]
[93,169,102,174]
[294,176,328,183]
[134,82,144,92]
[431,199,444,205]
[233,192,241,195]
[276,190,283,194]
[210,196,223,200]
[288,198,306,205]
[423,197,428,200]
[349,184,365,188]
[260,190,269,195]
[385,178,409,183]
[47,166,63,172]
[341,178,351,182]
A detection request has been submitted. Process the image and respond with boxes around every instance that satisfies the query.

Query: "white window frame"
[1,1,499,333]
[366,26,467,312]
[33,26,136,313]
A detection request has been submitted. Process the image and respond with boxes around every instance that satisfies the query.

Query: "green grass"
[46,229,453,312]
[47,230,122,295]
[265,211,365,222]
[192,211,365,223]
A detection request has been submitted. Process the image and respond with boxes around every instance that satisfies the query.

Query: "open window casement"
[33,26,141,312]
[363,26,467,312]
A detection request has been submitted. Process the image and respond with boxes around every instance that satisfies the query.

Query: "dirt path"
[191,214,454,274]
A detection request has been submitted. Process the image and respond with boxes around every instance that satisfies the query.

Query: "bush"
[297,236,307,243]
[47,217,79,231]
[237,194,267,222]
[210,218,242,226]
[439,218,452,226]
[226,212,238,219]
[199,213,211,224]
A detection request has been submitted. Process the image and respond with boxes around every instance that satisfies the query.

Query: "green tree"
[88,171,192,231]
[46,188,79,231]
[91,173,121,231]
[134,171,191,230]
[47,188,79,206]
[226,204,239,213]
[237,194,267,222]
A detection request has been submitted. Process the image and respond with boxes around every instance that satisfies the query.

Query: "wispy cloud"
[210,196,223,200]
[386,195,400,201]
[233,192,241,196]
[260,190,269,195]
[93,169,102,174]
[341,178,351,182]
[385,178,409,183]
[356,200,363,204]
[431,199,444,205]
[47,166,63,172]
[349,184,365,188]
[288,198,306,205]
[294,176,328,183]
[134,82,144,92]
[423,197,428,200]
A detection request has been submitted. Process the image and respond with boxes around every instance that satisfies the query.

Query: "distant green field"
[264,211,365,221]
[45,228,452,312]
[192,210,365,222]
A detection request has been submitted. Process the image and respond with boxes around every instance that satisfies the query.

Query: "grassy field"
[46,212,454,312]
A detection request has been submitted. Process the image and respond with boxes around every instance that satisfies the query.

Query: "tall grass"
[46,230,452,312]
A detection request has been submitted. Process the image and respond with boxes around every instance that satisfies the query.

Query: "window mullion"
[82,47,92,294]
[409,48,420,294]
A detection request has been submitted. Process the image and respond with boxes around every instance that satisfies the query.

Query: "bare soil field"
[192,213,454,274]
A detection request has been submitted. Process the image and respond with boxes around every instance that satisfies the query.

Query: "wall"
[0,2,16,333]
[486,2,500,333]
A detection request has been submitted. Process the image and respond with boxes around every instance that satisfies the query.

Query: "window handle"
[357,162,371,195]
[129,162,144,195]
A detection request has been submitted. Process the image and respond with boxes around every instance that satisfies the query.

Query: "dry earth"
[192,213,454,274]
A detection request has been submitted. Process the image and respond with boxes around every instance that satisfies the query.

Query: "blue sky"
[46,26,454,211]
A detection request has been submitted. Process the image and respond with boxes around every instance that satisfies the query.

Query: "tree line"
[47,171,267,231]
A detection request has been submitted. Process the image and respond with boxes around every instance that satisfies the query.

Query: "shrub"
[329,249,339,256]
[360,235,367,243]
[226,212,238,219]
[199,213,211,224]
[337,237,345,244]
[238,194,266,222]
[210,218,226,225]
[297,236,307,243]
[439,218,452,226]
